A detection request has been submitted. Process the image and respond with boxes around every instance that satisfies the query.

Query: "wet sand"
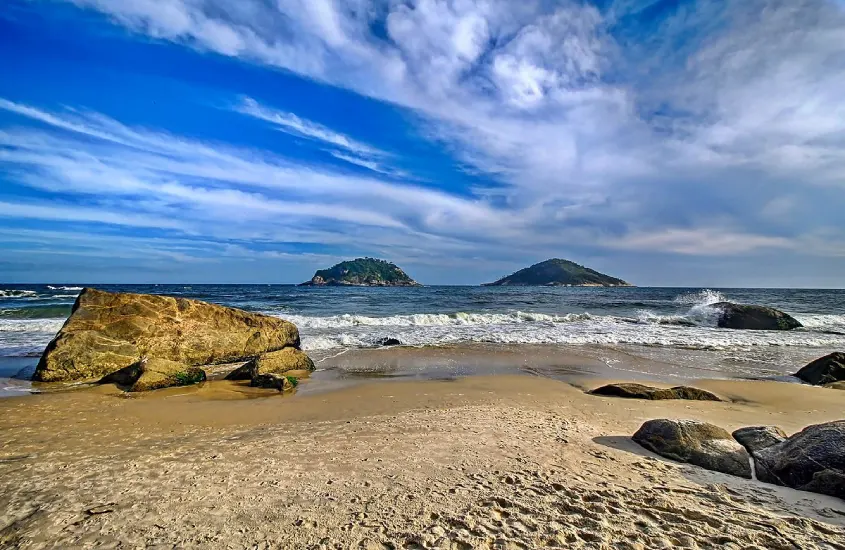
[1,362,844,549]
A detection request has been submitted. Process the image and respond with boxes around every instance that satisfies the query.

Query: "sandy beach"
[2,362,844,549]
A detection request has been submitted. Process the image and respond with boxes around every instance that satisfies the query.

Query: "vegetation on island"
[484,258,631,287]
[301,258,421,287]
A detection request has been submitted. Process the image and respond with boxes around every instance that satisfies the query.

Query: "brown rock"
[100,357,206,392]
[225,347,315,380]
[590,383,721,401]
[34,288,302,382]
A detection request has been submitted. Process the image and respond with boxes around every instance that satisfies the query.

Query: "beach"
[2,356,844,548]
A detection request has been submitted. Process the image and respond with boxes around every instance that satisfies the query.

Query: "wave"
[0,290,38,298]
[47,286,83,291]
[282,311,592,329]
[0,305,73,320]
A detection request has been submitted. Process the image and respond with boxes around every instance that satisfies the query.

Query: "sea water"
[1,285,844,394]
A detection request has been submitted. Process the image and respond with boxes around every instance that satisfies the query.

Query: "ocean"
[1,284,844,395]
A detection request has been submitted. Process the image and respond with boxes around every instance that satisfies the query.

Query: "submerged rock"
[250,373,296,392]
[732,426,787,455]
[712,302,802,331]
[34,288,302,383]
[375,337,403,347]
[633,419,751,478]
[100,357,206,392]
[591,383,721,401]
[794,352,845,386]
[754,421,845,500]
[225,347,315,381]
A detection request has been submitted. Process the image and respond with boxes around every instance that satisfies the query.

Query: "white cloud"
[5,0,845,277]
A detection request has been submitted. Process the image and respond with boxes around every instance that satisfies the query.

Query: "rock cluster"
[633,418,845,501]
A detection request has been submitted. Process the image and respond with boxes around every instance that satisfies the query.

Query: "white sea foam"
[47,286,83,291]
[0,290,38,298]
[292,309,845,351]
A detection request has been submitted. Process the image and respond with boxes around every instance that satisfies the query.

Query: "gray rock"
[754,420,845,500]
[732,426,787,455]
[712,302,802,331]
[591,383,721,401]
[794,352,845,385]
[633,419,752,478]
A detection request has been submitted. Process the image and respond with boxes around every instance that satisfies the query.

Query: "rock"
[825,381,845,390]
[250,373,296,391]
[375,337,402,347]
[34,288,302,382]
[754,420,845,500]
[712,302,802,331]
[794,352,845,385]
[483,258,631,287]
[300,258,420,286]
[100,357,206,392]
[590,383,721,401]
[633,419,752,478]
[225,347,315,380]
[731,426,787,455]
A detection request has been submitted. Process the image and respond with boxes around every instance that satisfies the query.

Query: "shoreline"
[6,341,841,397]
[1,373,843,547]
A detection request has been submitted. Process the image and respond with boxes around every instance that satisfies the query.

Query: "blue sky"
[1,0,844,286]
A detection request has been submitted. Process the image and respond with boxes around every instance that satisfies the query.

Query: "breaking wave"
[47,286,83,291]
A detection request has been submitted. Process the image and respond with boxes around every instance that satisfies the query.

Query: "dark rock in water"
[225,348,315,381]
[300,257,420,286]
[250,373,296,391]
[483,258,631,287]
[754,421,845,500]
[794,352,845,385]
[591,383,721,401]
[100,357,206,392]
[34,288,303,383]
[633,419,752,478]
[732,426,787,455]
[712,302,802,331]
[376,337,402,347]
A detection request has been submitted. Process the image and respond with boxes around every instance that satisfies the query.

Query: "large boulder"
[100,357,206,392]
[732,426,787,455]
[794,352,845,386]
[225,347,315,381]
[633,419,752,478]
[35,288,302,382]
[712,302,802,331]
[754,421,845,500]
[591,383,721,401]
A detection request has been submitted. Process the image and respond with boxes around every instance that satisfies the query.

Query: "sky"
[0,0,844,287]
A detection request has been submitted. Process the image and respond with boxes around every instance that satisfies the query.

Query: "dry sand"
[1,373,844,549]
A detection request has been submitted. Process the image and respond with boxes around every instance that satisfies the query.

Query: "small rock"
[633,419,751,478]
[794,352,845,386]
[250,373,294,392]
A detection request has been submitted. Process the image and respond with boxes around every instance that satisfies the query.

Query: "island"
[483,258,632,287]
[300,257,421,287]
